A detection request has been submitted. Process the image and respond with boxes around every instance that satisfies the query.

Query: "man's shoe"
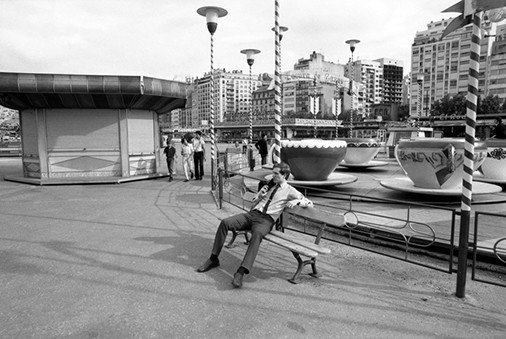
[197,259,219,273]
[184,179,189,182]
[231,272,243,288]
[169,177,173,182]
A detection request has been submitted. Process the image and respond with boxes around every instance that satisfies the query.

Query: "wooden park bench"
[226,202,345,284]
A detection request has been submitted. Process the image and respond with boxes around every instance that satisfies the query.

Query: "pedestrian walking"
[181,137,194,182]
[163,139,177,182]
[193,131,206,180]
[255,133,269,165]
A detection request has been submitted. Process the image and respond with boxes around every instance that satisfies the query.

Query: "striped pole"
[240,48,260,171]
[209,33,216,189]
[249,64,253,148]
[456,11,482,298]
[197,6,227,190]
[273,0,282,164]
[349,55,354,138]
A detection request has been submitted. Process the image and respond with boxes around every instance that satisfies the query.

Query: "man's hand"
[287,198,313,208]
[286,199,300,208]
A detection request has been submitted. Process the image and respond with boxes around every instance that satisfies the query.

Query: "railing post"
[218,167,224,209]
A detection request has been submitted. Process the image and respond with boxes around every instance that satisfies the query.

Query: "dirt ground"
[325,240,506,317]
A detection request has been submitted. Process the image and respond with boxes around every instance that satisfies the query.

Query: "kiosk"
[0,72,186,184]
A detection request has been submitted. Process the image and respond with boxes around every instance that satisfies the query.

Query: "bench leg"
[225,230,239,248]
[225,230,251,248]
[243,232,250,245]
[287,252,318,284]
[309,260,322,278]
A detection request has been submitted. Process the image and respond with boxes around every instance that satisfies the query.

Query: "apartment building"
[410,18,504,118]
[193,69,261,128]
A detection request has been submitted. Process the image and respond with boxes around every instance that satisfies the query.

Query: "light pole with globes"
[197,5,227,189]
[309,76,323,138]
[334,79,343,139]
[345,39,360,138]
[240,48,261,171]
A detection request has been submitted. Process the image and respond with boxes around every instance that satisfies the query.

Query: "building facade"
[193,69,262,130]
[410,18,505,118]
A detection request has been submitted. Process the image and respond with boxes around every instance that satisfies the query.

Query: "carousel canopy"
[0,72,186,114]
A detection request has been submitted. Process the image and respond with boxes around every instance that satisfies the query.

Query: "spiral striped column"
[249,65,253,147]
[273,0,282,164]
[456,11,482,298]
[349,57,354,138]
[209,33,216,188]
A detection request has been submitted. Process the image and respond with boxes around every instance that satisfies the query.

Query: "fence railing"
[472,211,506,287]
[218,168,459,274]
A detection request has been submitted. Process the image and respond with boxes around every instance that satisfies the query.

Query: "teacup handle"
[443,144,456,173]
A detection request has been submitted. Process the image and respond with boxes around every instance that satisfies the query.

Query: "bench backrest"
[282,205,345,228]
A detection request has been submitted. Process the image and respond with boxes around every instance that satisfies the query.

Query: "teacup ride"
[380,138,502,196]
[474,138,506,185]
[264,139,357,187]
[338,138,388,169]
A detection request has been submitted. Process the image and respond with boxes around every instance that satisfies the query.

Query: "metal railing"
[218,169,459,274]
[472,211,506,287]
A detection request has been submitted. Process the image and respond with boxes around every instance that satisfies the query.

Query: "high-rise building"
[485,23,506,98]
[376,58,404,104]
[193,69,261,128]
[293,51,345,78]
[410,18,504,118]
[350,59,383,116]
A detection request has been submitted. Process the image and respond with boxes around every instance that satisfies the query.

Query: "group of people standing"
[163,131,206,182]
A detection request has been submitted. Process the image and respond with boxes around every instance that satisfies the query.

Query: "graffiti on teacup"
[488,147,506,160]
[398,149,465,186]
[397,151,462,170]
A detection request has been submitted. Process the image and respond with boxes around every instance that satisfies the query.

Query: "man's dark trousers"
[194,151,204,179]
[211,210,274,272]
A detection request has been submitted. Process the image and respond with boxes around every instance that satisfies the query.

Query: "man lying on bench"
[197,162,313,288]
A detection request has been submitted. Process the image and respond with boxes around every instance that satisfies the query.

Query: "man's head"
[272,162,291,183]
[495,118,502,125]
[195,131,202,139]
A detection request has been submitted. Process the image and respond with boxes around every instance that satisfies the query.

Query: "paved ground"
[1,153,506,338]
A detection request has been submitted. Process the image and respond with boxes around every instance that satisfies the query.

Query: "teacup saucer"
[265,172,357,186]
[473,173,506,185]
[339,160,388,169]
[380,177,503,196]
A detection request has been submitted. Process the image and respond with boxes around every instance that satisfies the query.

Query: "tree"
[478,95,502,115]
[431,93,466,116]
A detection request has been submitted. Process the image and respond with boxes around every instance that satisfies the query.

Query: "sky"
[0,0,461,81]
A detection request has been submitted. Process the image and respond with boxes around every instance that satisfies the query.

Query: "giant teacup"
[342,138,381,165]
[281,139,347,181]
[395,138,487,189]
[480,139,506,181]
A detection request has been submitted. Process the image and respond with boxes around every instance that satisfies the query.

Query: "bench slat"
[264,233,319,257]
[269,230,331,255]
[284,206,345,227]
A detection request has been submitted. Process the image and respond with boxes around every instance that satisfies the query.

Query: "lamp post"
[272,25,288,123]
[345,39,360,138]
[309,76,323,138]
[197,5,227,189]
[240,48,261,171]
[272,0,282,165]
[271,26,288,41]
[416,73,424,128]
